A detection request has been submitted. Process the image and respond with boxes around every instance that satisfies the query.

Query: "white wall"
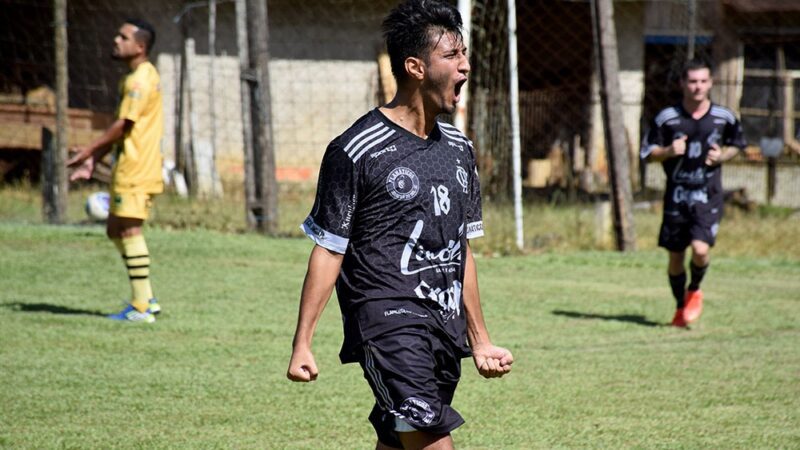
[157,54,379,181]
[66,0,390,182]
[270,59,379,170]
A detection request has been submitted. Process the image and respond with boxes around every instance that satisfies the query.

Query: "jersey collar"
[373,108,442,146]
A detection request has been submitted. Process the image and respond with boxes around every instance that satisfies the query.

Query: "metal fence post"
[591,0,636,251]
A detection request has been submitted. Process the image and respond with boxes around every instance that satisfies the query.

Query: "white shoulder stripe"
[343,122,384,155]
[439,126,462,138]
[439,124,474,147]
[655,107,679,127]
[438,121,461,131]
[710,106,736,124]
[352,129,396,162]
[346,126,392,160]
[439,122,466,137]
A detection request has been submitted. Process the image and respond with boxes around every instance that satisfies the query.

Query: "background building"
[1,0,799,205]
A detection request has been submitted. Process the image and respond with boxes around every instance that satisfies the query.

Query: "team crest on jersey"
[386,167,420,201]
[706,128,721,146]
[456,166,468,193]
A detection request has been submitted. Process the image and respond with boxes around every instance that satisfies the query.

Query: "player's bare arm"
[705,143,739,166]
[287,244,344,382]
[462,243,513,378]
[67,118,132,180]
[647,135,687,162]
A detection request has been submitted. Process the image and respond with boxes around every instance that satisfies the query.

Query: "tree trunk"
[245,0,278,234]
[46,0,68,224]
[592,0,636,251]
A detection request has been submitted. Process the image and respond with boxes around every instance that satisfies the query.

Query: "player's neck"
[127,55,149,71]
[380,92,438,139]
[682,97,711,119]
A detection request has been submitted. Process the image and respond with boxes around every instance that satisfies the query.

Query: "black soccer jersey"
[642,103,746,211]
[302,109,484,363]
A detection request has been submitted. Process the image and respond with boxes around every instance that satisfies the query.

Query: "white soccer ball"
[85,191,110,222]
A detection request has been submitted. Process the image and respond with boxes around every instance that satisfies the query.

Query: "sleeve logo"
[303,217,325,239]
[467,221,483,235]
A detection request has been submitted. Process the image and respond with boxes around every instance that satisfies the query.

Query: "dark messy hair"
[381,0,463,82]
[125,18,156,54]
[681,57,712,80]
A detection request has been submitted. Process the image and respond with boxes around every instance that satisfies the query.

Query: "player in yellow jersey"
[68,19,163,323]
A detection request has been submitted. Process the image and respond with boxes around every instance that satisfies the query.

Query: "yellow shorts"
[109,191,155,220]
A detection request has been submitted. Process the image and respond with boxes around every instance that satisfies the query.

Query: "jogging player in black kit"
[641,58,746,328]
[286,1,513,449]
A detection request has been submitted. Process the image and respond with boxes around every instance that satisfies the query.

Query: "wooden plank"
[0,104,112,150]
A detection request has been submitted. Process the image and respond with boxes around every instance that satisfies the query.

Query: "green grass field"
[1,223,798,449]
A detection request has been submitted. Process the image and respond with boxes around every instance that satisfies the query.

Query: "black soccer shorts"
[358,325,464,448]
[658,204,722,251]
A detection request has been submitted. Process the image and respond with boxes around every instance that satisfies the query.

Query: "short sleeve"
[723,116,747,150]
[465,149,484,240]
[117,71,152,123]
[301,143,360,254]
[640,119,666,160]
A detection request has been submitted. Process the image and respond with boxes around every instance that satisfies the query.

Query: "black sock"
[688,262,708,291]
[669,272,687,309]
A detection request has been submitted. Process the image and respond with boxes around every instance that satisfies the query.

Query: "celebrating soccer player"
[286,1,513,448]
[641,58,746,327]
[67,19,163,323]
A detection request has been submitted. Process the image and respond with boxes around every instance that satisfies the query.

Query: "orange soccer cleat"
[671,308,687,327]
[683,289,704,323]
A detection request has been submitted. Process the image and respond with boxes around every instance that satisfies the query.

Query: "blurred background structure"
[469,0,800,207]
[0,0,393,189]
[1,0,799,226]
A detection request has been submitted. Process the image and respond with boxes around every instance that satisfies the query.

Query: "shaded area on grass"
[0,301,106,317]
[552,309,663,327]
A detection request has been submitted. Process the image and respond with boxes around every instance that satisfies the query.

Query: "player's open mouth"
[454,79,467,102]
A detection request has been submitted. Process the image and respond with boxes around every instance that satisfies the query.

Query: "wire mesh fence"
[468,0,511,199]
[469,0,800,208]
[0,0,394,190]
[1,0,800,216]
